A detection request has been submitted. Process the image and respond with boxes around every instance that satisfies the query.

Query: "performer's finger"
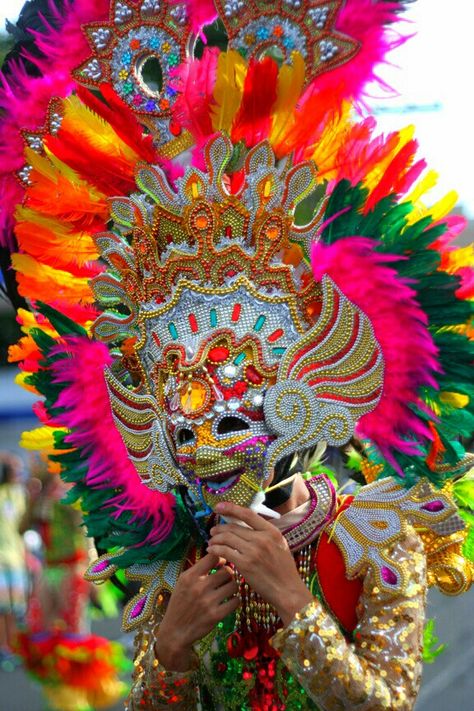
[208,529,250,555]
[209,523,255,541]
[215,502,271,531]
[207,543,243,566]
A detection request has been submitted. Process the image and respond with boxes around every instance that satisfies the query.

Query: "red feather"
[231,58,278,148]
[75,85,158,165]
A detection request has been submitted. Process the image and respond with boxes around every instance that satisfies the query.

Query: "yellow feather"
[211,50,247,132]
[439,392,470,409]
[427,190,459,223]
[20,426,66,451]
[443,244,474,272]
[270,52,306,147]
[62,94,140,162]
[310,102,352,178]
[16,308,56,336]
[15,372,40,395]
[404,169,439,205]
[11,253,94,303]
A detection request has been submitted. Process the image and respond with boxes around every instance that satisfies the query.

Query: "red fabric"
[314,497,363,635]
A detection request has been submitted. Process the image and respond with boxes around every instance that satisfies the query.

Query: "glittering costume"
[1,1,473,711]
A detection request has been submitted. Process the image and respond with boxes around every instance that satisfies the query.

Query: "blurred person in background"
[0,452,27,670]
[15,456,129,711]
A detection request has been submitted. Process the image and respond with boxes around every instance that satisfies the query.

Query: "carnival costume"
[1,1,473,710]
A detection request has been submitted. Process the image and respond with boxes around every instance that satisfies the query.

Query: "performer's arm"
[126,606,199,710]
[126,551,239,710]
[271,527,426,711]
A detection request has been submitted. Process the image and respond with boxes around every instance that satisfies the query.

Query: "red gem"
[242,670,253,680]
[268,328,284,343]
[245,364,263,385]
[231,303,241,322]
[188,314,199,333]
[225,225,232,237]
[169,119,182,136]
[208,346,230,362]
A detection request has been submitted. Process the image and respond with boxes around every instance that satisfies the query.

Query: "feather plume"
[15,207,98,269]
[76,85,159,165]
[311,237,440,466]
[11,254,96,304]
[231,58,279,147]
[211,50,247,133]
[0,1,109,248]
[314,0,411,103]
[172,48,219,144]
[270,52,306,149]
[23,148,109,230]
[51,337,175,543]
[20,426,67,451]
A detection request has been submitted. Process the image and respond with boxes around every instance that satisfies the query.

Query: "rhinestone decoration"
[214,0,360,84]
[74,0,190,124]
[328,476,461,595]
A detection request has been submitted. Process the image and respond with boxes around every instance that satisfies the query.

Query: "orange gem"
[266,225,280,240]
[159,98,170,110]
[195,214,209,229]
[130,39,141,50]
[273,25,284,38]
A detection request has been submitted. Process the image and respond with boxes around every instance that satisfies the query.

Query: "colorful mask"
[99,136,384,511]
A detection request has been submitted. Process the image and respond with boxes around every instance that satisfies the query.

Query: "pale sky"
[1,0,472,216]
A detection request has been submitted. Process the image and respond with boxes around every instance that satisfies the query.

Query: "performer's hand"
[154,551,239,671]
[208,502,313,627]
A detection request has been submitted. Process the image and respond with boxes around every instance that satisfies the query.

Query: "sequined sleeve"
[271,528,426,711]
[125,605,199,710]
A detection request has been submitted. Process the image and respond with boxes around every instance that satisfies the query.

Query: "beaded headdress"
[1,0,473,629]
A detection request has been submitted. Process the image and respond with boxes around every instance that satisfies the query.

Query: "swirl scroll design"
[263,380,352,480]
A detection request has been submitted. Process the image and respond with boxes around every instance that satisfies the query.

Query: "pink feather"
[50,337,175,545]
[0,1,109,248]
[315,0,411,103]
[311,237,440,466]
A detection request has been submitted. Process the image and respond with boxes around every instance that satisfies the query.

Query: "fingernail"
[215,503,225,512]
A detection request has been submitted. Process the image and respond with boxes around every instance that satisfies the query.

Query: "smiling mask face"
[169,406,275,509]
[162,339,277,510]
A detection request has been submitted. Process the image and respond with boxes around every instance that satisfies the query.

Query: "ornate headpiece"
[2,0,473,629]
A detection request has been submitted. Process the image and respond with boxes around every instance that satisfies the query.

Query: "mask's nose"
[195,446,220,469]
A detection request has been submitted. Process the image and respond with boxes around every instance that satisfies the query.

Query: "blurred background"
[0,0,473,709]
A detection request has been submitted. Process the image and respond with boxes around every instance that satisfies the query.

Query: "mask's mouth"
[199,467,244,495]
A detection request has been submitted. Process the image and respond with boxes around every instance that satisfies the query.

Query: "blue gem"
[145,100,156,111]
[168,322,178,339]
[283,37,295,49]
[149,36,161,50]
[256,27,270,40]
[121,51,132,65]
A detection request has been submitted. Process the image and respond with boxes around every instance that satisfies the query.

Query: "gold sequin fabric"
[126,527,426,710]
[125,606,198,710]
[272,526,426,711]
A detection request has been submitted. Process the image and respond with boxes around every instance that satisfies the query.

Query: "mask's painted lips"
[200,468,244,495]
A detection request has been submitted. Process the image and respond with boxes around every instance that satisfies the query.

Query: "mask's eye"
[217,415,250,435]
[176,428,195,446]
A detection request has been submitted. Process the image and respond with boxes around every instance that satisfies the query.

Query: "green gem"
[123,82,133,95]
